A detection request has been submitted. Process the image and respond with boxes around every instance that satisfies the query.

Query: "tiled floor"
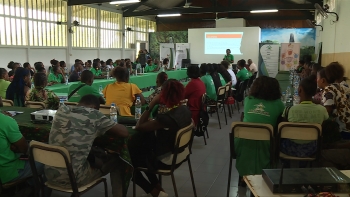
[51,106,250,197]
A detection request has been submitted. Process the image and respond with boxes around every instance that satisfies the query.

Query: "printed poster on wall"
[280,43,300,71]
[175,43,190,69]
[258,43,280,78]
[160,43,175,68]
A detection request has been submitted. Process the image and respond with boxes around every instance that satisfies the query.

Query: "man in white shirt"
[248,59,258,74]
[221,60,237,86]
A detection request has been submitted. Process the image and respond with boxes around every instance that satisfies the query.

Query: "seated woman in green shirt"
[223,49,234,63]
[47,65,65,84]
[235,59,250,86]
[90,62,105,79]
[145,60,159,73]
[236,76,284,185]
[200,64,217,101]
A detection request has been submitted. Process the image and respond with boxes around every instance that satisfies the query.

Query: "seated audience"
[310,65,324,104]
[6,67,31,107]
[145,59,159,73]
[60,61,67,75]
[48,65,65,84]
[148,72,168,103]
[103,67,145,116]
[34,62,45,73]
[296,60,305,73]
[48,59,60,75]
[45,94,128,197]
[247,59,258,74]
[300,62,312,79]
[237,76,284,184]
[217,64,232,84]
[23,62,35,77]
[90,62,104,79]
[200,64,217,101]
[162,58,172,70]
[132,79,192,197]
[125,60,135,75]
[318,62,350,134]
[7,61,20,79]
[70,59,81,73]
[69,63,83,82]
[281,77,328,166]
[236,59,250,83]
[68,70,105,104]
[106,59,114,70]
[222,60,237,87]
[26,73,59,110]
[208,64,226,94]
[185,65,206,125]
[0,68,10,98]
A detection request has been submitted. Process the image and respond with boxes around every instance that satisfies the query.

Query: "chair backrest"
[231,122,273,141]
[170,122,194,168]
[64,102,78,106]
[217,86,226,102]
[278,122,322,140]
[247,73,257,88]
[29,140,71,168]
[2,99,14,106]
[25,101,46,109]
[99,104,120,115]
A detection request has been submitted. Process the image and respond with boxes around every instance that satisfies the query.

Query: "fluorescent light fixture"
[110,0,140,5]
[250,9,278,13]
[157,14,181,17]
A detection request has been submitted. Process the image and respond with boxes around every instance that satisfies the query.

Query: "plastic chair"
[2,99,14,106]
[25,101,46,109]
[277,122,322,166]
[29,140,108,197]
[207,86,227,129]
[227,122,274,197]
[133,123,197,197]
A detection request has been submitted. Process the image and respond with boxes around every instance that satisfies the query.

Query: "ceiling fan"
[203,13,227,21]
[174,0,202,9]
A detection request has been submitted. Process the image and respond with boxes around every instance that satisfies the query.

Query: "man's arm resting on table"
[105,124,129,138]
[11,137,28,154]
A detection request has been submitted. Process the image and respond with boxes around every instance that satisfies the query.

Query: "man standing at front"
[45,94,128,197]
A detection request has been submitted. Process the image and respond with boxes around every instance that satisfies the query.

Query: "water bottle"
[293,91,300,105]
[99,85,103,96]
[110,103,118,123]
[65,75,69,85]
[135,97,142,120]
[59,98,65,107]
[106,68,110,79]
[282,92,286,102]
[286,86,291,98]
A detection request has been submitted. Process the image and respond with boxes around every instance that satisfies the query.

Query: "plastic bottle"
[65,75,69,85]
[59,98,65,107]
[106,68,110,79]
[99,85,103,96]
[282,92,286,103]
[286,86,291,99]
[293,91,300,105]
[110,103,118,123]
[135,97,142,120]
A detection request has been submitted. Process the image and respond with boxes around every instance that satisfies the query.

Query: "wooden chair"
[25,101,46,109]
[29,140,108,197]
[277,122,322,167]
[227,122,274,197]
[2,99,14,106]
[133,123,197,197]
[207,86,227,129]
[99,104,120,115]
[64,102,78,106]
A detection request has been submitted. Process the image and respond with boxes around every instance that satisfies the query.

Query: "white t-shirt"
[249,63,258,73]
[227,69,237,86]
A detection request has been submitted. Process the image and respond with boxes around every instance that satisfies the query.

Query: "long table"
[1,106,138,196]
[47,69,188,94]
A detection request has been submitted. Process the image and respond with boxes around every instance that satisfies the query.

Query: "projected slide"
[204,32,243,55]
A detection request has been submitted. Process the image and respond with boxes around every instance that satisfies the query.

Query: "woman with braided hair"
[6,67,31,107]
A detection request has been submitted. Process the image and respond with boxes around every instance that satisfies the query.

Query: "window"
[125,17,135,49]
[71,5,97,47]
[100,10,122,48]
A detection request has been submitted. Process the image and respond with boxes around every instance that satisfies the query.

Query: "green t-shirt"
[218,73,226,86]
[0,79,10,98]
[282,101,329,144]
[48,73,64,83]
[68,82,101,103]
[0,113,25,183]
[223,54,234,62]
[90,68,102,76]
[145,64,158,73]
[201,74,217,100]
[243,96,285,128]
[236,67,250,81]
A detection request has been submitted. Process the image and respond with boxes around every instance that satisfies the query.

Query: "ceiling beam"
[122,0,151,14]
[124,4,315,17]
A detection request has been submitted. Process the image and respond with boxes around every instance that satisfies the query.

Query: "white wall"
[188,27,261,64]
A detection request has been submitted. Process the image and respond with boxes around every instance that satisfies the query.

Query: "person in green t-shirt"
[236,76,284,181]
[223,49,234,63]
[280,77,328,167]
[0,112,50,191]
[200,64,217,101]
[48,65,65,84]
[68,70,105,104]
[145,60,159,73]
[236,59,250,82]
[90,62,105,79]
[0,68,10,99]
